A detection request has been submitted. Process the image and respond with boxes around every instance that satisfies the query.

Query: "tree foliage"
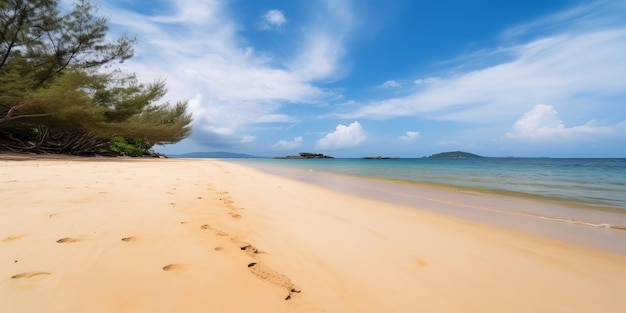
[0,0,192,154]
[108,136,151,157]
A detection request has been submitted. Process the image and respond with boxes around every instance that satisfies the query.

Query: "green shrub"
[108,137,152,157]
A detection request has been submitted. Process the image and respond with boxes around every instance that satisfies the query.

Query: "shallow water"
[229,158,626,255]
[238,158,626,210]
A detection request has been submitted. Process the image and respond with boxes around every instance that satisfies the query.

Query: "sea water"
[228,157,626,254]
[238,158,626,210]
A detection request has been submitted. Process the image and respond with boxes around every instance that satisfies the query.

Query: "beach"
[1,157,625,312]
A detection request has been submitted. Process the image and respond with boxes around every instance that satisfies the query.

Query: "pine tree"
[0,0,192,154]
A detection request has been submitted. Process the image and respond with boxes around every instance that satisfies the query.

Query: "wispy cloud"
[102,0,355,149]
[500,0,625,41]
[344,2,626,128]
[413,77,440,85]
[289,0,354,82]
[377,80,401,89]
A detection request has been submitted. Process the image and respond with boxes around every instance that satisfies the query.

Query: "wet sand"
[1,157,625,312]
[234,160,626,255]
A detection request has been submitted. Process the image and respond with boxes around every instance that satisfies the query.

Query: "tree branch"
[0,103,53,124]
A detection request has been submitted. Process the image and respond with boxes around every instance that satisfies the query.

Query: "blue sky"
[88,0,625,157]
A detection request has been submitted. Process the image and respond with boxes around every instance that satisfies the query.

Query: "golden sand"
[1,158,625,312]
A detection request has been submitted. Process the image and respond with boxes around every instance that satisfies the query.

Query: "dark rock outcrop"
[274,152,334,159]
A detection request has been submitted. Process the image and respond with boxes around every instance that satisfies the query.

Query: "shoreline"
[232,159,626,256]
[232,157,626,211]
[2,158,625,312]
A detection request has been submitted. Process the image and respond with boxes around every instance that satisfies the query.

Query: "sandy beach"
[1,157,625,312]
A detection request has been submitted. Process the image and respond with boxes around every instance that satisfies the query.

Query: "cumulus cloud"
[399,131,420,141]
[273,136,303,149]
[263,10,287,27]
[316,121,366,149]
[505,104,619,140]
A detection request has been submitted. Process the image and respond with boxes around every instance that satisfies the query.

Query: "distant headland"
[428,151,483,159]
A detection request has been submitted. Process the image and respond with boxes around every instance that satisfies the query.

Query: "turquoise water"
[235,158,626,210]
[226,157,626,254]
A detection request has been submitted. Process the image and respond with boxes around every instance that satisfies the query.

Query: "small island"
[428,151,483,159]
[274,152,334,159]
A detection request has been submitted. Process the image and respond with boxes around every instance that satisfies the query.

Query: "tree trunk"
[0,128,110,155]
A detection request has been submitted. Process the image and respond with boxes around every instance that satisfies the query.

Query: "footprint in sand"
[229,211,242,219]
[215,230,229,237]
[162,264,186,272]
[415,259,428,267]
[221,198,234,206]
[1,234,28,242]
[121,236,138,242]
[240,244,260,255]
[56,237,80,243]
[247,262,301,300]
[11,271,51,279]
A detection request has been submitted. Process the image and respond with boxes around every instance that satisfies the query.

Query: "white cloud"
[500,1,620,40]
[316,121,366,149]
[100,0,355,150]
[263,10,286,27]
[289,0,354,82]
[345,3,626,124]
[273,136,303,149]
[378,80,401,89]
[505,104,620,140]
[399,131,420,141]
[201,125,234,136]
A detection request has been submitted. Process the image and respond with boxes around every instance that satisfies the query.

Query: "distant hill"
[168,151,262,158]
[428,151,483,159]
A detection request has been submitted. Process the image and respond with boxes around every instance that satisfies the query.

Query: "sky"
[84,0,625,157]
